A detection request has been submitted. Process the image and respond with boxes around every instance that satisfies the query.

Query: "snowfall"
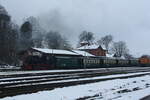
[1,74,150,100]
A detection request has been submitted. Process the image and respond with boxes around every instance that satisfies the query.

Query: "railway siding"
[0,67,150,98]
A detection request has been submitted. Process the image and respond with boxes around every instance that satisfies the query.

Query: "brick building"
[77,44,107,56]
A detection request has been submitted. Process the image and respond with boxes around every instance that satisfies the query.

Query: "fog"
[1,0,150,57]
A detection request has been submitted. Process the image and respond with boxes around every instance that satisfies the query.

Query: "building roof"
[106,54,114,58]
[32,48,80,56]
[72,50,95,57]
[77,44,106,50]
[101,45,106,50]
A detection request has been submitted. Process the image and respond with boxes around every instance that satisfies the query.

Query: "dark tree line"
[0,5,71,65]
[0,5,19,65]
[19,18,71,50]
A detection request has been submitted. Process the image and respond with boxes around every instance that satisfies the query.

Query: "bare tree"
[78,31,94,46]
[111,41,129,58]
[97,35,113,51]
[124,53,134,59]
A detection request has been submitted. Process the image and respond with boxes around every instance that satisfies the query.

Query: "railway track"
[0,67,150,98]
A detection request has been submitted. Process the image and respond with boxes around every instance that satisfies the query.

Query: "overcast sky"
[1,0,150,57]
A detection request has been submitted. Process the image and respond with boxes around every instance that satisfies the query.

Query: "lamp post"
[52,48,53,56]
[51,43,54,56]
[64,44,67,50]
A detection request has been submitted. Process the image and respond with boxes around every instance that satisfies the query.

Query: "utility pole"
[84,45,86,69]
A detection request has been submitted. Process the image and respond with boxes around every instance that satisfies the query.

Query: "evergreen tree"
[45,31,71,49]
[0,5,19,64]
[19,21,33,51]
[26,16,45,47]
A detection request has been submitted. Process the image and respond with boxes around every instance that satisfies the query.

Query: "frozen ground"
[1,74,150,100]
[0,65,19,69]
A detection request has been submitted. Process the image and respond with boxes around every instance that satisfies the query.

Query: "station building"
[77,44,107,57]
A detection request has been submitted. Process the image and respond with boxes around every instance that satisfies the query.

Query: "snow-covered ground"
[1,74,150,100]
[0,65,19,69]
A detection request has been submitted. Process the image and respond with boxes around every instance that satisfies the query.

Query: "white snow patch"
[1,73,150,100]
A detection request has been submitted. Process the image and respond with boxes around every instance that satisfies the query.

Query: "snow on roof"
[106,54,114,58]
[32,48,80,56]
[77,44,106,50]
[72,50,95,57]
[101,45,106,50]
[120,56,126,59]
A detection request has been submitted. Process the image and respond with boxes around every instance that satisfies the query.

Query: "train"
[22,54,150,70]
